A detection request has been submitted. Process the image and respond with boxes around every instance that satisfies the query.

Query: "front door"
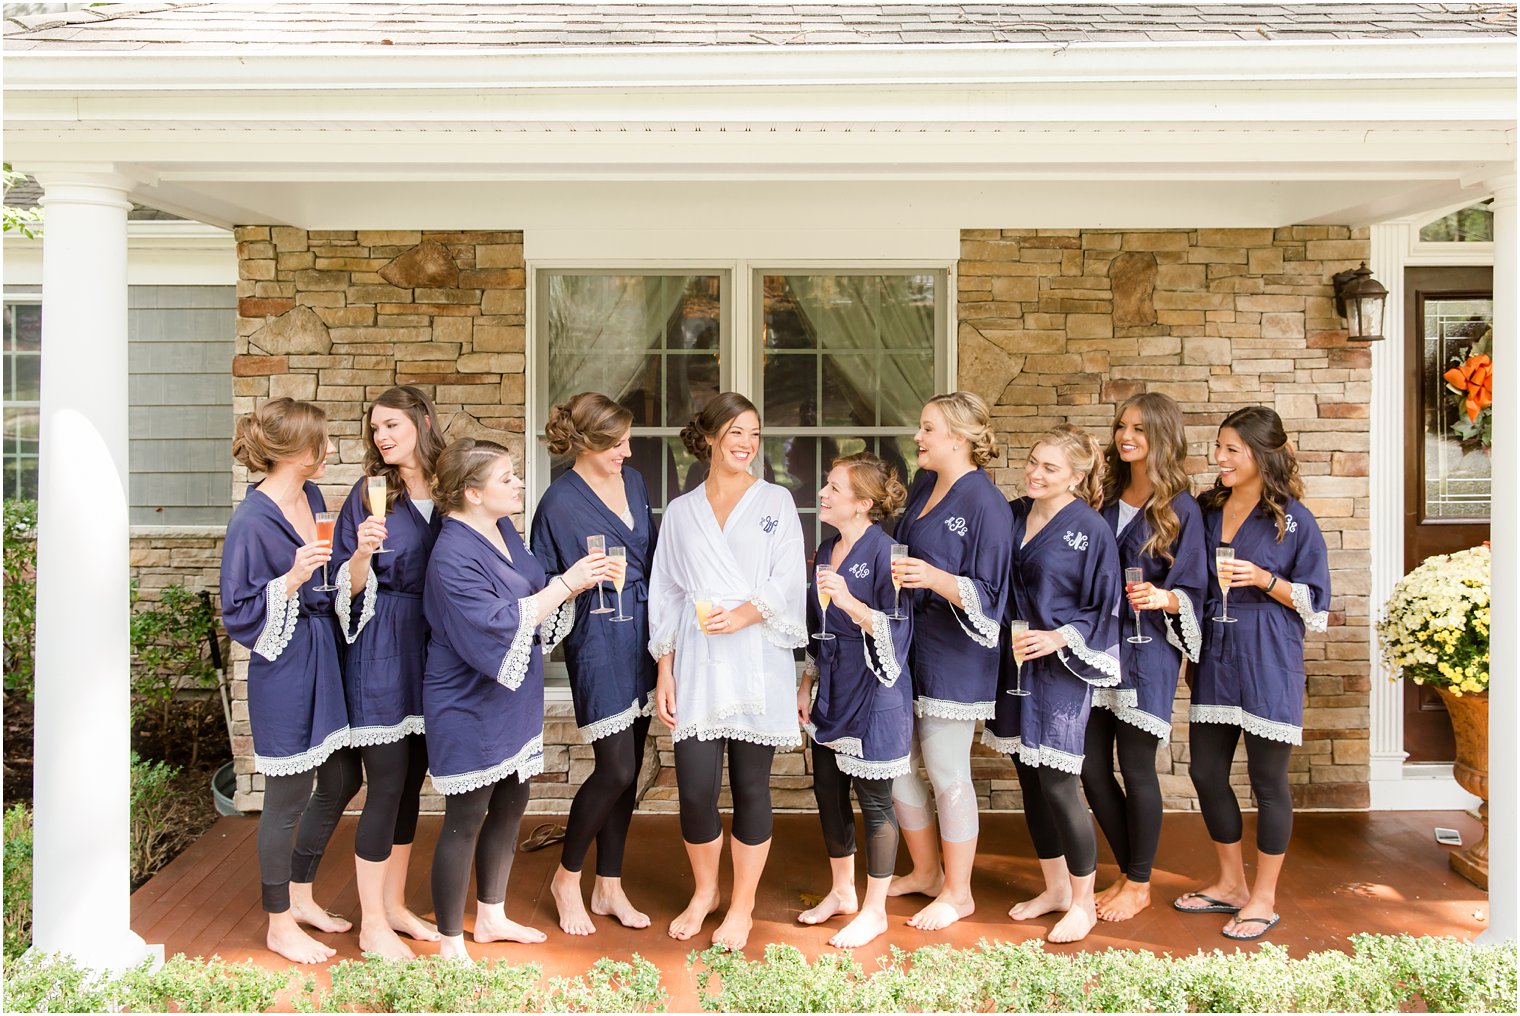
[1402,266,1493,762]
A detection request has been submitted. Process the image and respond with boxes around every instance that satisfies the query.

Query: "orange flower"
[1444,353,1493,423]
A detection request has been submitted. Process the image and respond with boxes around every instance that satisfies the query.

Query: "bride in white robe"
[649,393,806,951]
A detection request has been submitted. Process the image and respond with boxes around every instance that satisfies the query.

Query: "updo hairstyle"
[545,392,635,456]
[679,391,760,462]
[832,452,908,523]
[1033,423,1106,509]
[927,391,999,467]
[432,438,511,515]
[231,398,328,474]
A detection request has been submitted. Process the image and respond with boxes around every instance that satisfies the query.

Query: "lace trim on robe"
[496,596,538,691]
[1055,623,1122,687]
[1163,591,1202,663]
[913,695,995,721]
[752,594,808,649]
[540,598,576,656]
[349,715,426,748]
[1189,704,1302,745]
[862,609,903,688]
[333,560,378,645]
[1290,582,1329,632]
[252,576,301,662]
[255,725,352,777]
[949,576,1000,649]
[978,728,1083,774]
[430,734,546,795]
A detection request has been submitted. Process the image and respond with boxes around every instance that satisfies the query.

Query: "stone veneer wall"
[957,227,1372,811]
[223,223,1372,815]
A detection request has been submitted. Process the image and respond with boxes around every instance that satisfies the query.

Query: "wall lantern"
[1332,261,1389,342]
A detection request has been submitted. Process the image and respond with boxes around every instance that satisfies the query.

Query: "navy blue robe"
[1093,492,1208,741]
[331,479,442,746]
[422,517,571,794]
[805,525,914,780]
[985,497,1122,772]
[893,468,1012,720]
[1191,498,1331,745]
[220,483,350,776]
[530,468,658,741]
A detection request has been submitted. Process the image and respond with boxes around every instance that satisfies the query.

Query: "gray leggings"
[258,748,363,913]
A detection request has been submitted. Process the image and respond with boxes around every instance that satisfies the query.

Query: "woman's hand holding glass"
[353,515,388,557]
[815,568,861,617]
[702,603,755,635]
[287,539,332,593]
[1126,579,1171,612]
[1221,556,1267,589]
[1011,627,1066,662]
[891,555,942,590]
[561,550,611,594]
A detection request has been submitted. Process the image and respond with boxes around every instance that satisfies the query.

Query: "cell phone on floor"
[1434,827,1462,846]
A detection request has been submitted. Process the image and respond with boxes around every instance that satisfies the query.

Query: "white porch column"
[30,171,149,970]
[1481,173,1516,944]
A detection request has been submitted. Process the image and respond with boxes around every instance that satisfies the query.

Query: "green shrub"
[689,935,1519,1013]
[130,582,224,767]
[2,498,37,699]
[1,952,293,1013]
[3,804,32,961]
[129,752,183,886]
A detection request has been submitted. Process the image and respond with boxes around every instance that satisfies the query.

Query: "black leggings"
[811,743,900,879]
[1013,756,1098,878]
[674,737,775,846]
[354,734,430,863]
[1081,709,1164,882]
[258,748,363,913]
[560,716,650,877]
[1189,723,1295,855]
[430,775,532,938]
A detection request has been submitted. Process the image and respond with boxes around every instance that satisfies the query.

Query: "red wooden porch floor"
[132,810,1488,1009]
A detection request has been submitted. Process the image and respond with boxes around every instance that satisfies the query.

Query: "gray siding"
[128,286,234,525]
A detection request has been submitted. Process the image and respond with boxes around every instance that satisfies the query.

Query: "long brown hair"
[1102,392,1192,564]
[363,385,446,514]
[1198,406,1305,543]
[679,392,759,462]
[1032,423,1105,509]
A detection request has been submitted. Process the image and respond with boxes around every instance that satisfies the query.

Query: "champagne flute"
[1125,566,1153,645]
[1007,619,1031,696]
[694,591,718,667]
[367,475,392,554]
[813,564,836,641]
[609,546,632,622]
[1214,546,1237,623]
[888,544,909,620]
[313,511,339,592]
[586,535,612,615]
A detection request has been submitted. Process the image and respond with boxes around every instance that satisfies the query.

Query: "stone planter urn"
[1436,687,1488,889]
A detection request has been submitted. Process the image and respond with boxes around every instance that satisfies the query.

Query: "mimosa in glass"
[887,544,909,620]
[587,535,611,614]
[1214,546,1237,623]
[609,546,631,622]
[314,511,339,591]
[694,591,717,666]
[813,564,836,641]
[1125,566,1152,645]
[366,475,392,554]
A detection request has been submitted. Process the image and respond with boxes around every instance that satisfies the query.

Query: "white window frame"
[2,291,43,502]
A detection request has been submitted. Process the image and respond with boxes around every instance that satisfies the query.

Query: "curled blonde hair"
[231,398,327,475]
[1033,423,1106,509]
[832,452,908,523]
[926,392,999,467]
[545,392,634,457]
[432,438,510,516]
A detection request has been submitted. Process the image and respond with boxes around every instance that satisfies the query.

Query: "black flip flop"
[1222,914,1281,940]
[1172,892,1242,914]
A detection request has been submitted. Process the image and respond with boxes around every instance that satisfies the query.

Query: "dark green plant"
[129,752,183,886]
[3,498,37,699]
[2,166,43,239]
[130,582,222,767]
[3,804,32,961]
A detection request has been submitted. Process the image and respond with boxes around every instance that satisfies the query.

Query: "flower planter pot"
[211,760,241,817]
[1435,686,1487,889]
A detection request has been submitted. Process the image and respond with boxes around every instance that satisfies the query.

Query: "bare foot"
[358,923,415,961]
[1097,880,1151,922]
[267,921,337,965]
[591,879,651,930]
[1048,898,1098,943]
[799,889,858,926]
[1095,876,1126,906]
[1008,887,1072,921]
[711,909,753,951]
[437,934,472,962]
[888,868,944,899]
[290,898,352,934]
[474,912,547,945]
[907,893,974,931]
[829,909,888,949]
[552,869,597,936]
[388,907,441,942]
[668,889,719,941]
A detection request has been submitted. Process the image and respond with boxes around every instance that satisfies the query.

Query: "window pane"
[1419,200,1494,243]
[545,275,721,413]
[665,353,722,428]
[10,356,40,402]
[5,304,41,353]
[1422,297,1493,520]
[820,354,875,427]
